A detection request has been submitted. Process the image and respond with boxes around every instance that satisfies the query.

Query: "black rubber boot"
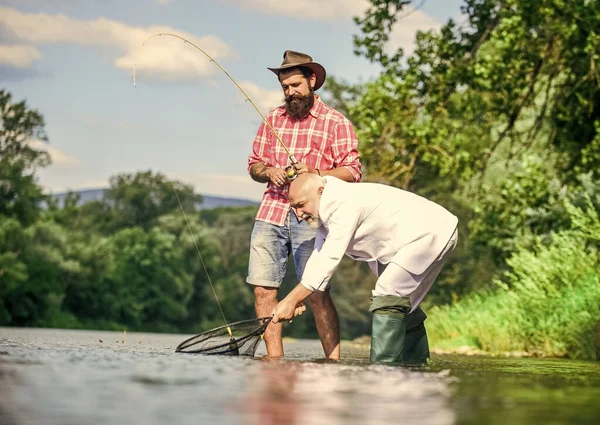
[370,308,407,363]
[402,322,430,363]
[369,296,430,364]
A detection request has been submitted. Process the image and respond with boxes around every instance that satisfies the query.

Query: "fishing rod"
[136,32,299,181]
[134,32,298,340]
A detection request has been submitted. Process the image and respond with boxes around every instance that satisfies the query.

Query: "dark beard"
[284,88,315,121]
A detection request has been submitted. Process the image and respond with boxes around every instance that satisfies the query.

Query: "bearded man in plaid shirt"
[247,50,362,358]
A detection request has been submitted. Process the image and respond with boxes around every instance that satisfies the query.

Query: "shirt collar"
[277,94,322,118]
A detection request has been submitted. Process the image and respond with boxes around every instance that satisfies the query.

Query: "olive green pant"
[369,295,430,364]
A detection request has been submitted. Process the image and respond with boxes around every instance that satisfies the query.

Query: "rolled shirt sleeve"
[300,205,361,291]
[248,120,273,172]
[332,118,362,182]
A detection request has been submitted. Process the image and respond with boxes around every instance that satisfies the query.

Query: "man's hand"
[293,163,319,176]
[265,167,289,187]
[272,301,307,324]
[250,163,288,186]
[272,283,313,323]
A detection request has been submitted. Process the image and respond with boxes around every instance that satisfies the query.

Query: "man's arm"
[248,119,283,184]
[248,118,291,187]
[319,166,354,181]
[293,163,354,181]
[330,119,362,182]
[272,203,360,323]
[250,162,289,186]
[300,208,360,291]
[249,162,270,183]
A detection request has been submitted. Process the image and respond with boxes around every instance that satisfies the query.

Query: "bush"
[428,198,600,360]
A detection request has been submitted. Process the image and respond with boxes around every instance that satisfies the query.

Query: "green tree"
[198,206,258,326]
[0,218,28,324]
[105,226,193,331]
[0,89,49,226]
[155,212,224,330]
[99,170,201,233]
[351,0,600,185]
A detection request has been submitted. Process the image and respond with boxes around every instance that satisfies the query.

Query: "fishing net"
[175,317,271,356]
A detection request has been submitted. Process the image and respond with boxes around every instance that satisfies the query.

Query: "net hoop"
[175,317,271,355]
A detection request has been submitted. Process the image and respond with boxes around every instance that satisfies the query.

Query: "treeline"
[0,90,372,337]
[2,0,600,358]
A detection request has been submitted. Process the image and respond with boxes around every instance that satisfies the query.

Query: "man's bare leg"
[308,290,340,360]
[254,286,284,357]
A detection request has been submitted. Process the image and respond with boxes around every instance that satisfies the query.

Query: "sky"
[1,0,463,201]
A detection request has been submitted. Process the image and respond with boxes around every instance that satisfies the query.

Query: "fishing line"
[172,184,270,355]
[170,183,230,335]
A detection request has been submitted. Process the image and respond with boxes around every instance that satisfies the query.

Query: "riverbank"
[348,337,566,359]
[348,317,600,361]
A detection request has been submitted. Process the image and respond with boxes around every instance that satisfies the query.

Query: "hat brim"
[267,62,326,91]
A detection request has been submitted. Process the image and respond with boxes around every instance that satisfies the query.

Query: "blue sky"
[1,0,463,201]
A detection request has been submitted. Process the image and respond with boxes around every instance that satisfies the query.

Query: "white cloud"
[237,81,283,115]
[225,0,442,57]
[387,7,442,56]
[156,0,175,5]
[227,0,370,21]
[0,44,42,68]
[0,7,236,82]
[28,139,80,167]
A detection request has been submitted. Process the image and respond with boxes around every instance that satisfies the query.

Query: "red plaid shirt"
[248,95,362,226]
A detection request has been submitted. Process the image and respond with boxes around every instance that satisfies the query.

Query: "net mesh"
[175,317,271,356]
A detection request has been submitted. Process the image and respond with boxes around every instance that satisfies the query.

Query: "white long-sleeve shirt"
[300,176,458,291]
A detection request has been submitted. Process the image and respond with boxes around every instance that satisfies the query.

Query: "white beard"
[304,214,322,229]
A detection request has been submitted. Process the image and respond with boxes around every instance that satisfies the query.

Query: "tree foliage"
[0,89,49,226]
[351,0,599,189]
[100,170,201,233]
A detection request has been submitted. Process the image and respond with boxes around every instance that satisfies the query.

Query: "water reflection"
[0,362,21,425]
[236,358,455,425]
[238,360,301,425]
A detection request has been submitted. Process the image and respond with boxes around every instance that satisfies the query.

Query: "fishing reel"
[284,164,298,182]
[284,155,299,182]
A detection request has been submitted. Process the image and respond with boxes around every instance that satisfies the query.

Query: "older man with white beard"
[272,174,459,363]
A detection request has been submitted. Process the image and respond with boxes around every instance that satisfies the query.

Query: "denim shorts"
[246,211,316,288]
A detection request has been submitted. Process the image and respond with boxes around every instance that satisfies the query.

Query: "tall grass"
[428,199,600,360]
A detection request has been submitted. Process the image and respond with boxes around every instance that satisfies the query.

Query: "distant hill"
[50,188,259,210]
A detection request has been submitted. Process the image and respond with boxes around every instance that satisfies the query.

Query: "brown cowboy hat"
[267,50,326,91]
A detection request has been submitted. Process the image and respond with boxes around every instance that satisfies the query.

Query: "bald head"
[289,173,325,204]
[288,174,326,227]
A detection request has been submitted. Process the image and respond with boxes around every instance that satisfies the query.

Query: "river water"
[1,327,599,425]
